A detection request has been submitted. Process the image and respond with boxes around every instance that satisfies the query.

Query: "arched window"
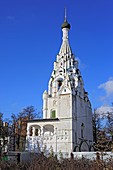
[58,80,62,90]
[57,78,63,90]
[34,125,41,136]
[51,110,56,118]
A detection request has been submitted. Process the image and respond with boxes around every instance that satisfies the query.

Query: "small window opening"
[58,80,62,90]
[51,110,56,118]
[75,132,77,143]
[81,123,84,138]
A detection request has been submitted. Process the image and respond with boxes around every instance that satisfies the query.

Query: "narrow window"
[75,132,77,143]
[58,80,62,90]
[81,123,84,138]
[51,110,56,118]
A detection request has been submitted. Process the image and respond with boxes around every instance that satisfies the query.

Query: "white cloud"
[97,77,113,104]
[94,105,113,121]
[95,105,113,115]
[98,77,113,96]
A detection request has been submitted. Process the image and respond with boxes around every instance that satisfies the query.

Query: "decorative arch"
[89,145,94,151]
[73,146,79,152]
[29,125,41,136]
[34,125,41,136]
[79,141,89,152]
[43,124,54,135]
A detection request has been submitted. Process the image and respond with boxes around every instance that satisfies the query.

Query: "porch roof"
[26,118,59,123]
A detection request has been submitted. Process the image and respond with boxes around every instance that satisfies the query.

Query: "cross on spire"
[64,7,67,21]
[61,8,70,29]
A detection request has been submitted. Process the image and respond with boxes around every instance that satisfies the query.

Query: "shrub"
[1,153,113,170]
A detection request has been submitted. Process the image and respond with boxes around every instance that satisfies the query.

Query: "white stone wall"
[26,119,73,154]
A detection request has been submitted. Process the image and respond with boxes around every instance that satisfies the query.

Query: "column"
[32,127,35,136]
[27,126,30,136]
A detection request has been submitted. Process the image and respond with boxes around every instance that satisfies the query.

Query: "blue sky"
[0,0,113,119]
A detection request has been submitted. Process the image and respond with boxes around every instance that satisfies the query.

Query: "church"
[26,13,93,154]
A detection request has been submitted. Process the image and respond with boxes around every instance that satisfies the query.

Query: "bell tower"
[43,11,81,119]
[26,10,93,154]
[42,10,93,152]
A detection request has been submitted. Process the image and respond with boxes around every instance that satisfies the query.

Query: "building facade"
[26,15,93,154]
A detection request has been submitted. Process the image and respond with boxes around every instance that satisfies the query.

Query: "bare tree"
[92,109,102,146]
[93,107,113,152]
[9,106,41,151]
[0,112,9,155]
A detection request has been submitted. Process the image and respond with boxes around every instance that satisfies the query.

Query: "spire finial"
[61,8,70,29]
[64,7,67,21]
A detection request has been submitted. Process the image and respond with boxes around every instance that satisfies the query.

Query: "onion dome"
[61,19,71,29]
[61,8,71,29]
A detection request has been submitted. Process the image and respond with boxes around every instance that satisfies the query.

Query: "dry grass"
[1,153,113,170]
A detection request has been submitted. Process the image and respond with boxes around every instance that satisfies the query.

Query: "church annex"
[26,13,93,154]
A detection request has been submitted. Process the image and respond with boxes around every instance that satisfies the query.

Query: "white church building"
[26,14,93,154]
